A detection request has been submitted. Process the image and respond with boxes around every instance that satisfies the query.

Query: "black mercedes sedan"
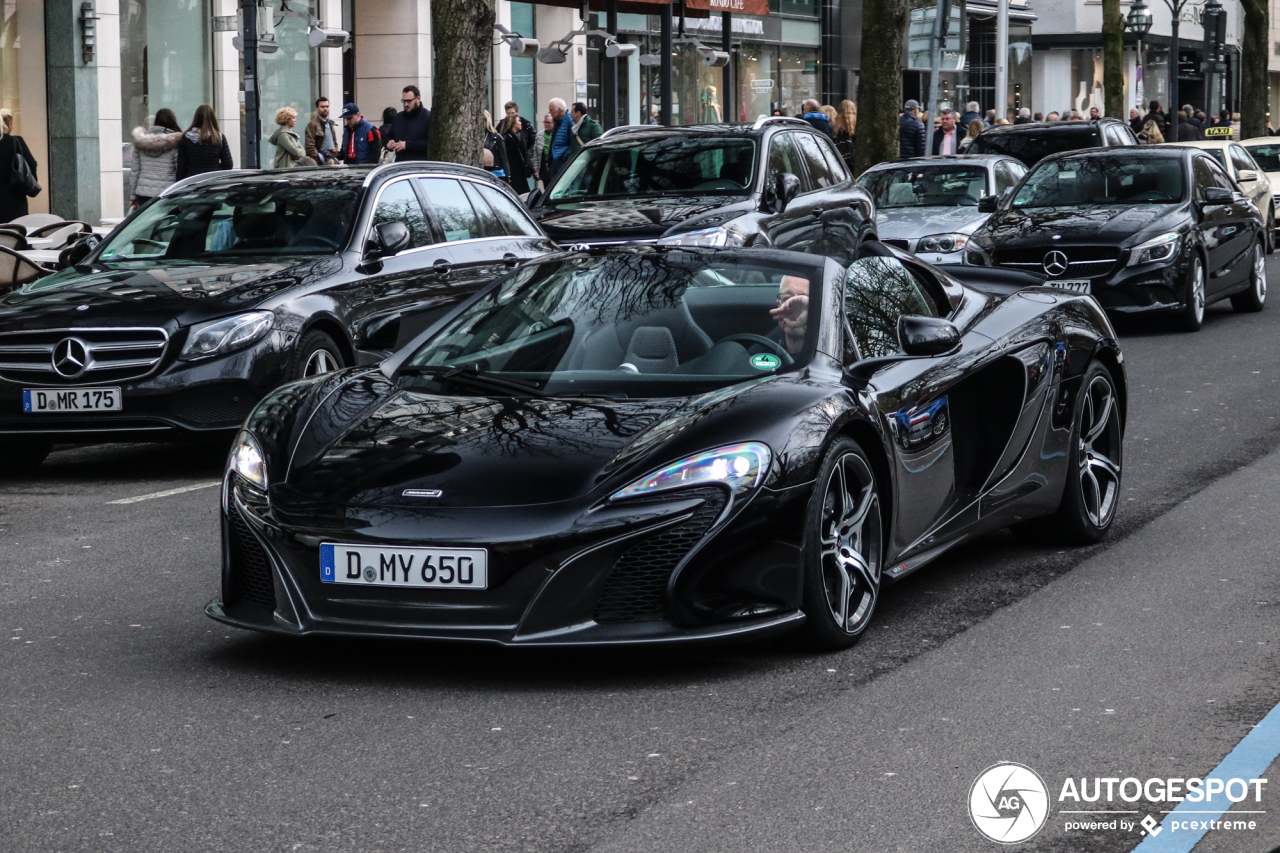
[527,118,877,264]
[966,147,1267,331]
[208,244,1126,649]
[0,163,554,471]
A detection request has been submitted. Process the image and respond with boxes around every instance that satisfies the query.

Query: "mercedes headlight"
[228,430,267,491]
[917,233,969,254]
[180,311,274,361]
[657,226,747,248]
[1127,232,1181,267]
[612,442,771,503]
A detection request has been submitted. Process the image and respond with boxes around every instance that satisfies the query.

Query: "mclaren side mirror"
[977,195,999,213]
[898,314,961,357]
[1200,187,1234,207]
[59,234,101,270]
[771,172,801,214]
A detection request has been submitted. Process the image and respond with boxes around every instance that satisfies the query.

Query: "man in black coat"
[959,101,983,130]
[503,100,536,157]
[1176,111,1200,141]
[899,100,926,159]
[1129,108,1145,135]
[386,85,432,162]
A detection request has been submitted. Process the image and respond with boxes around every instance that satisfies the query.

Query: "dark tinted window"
[1012,157,1186,207]
[548,136,758,199]
[820,138,850,183]
[767,133,804,191]
[419,178,481,242]
[1243,143,1280,171]
[372,180,431,249]
[993,162,1018,195]
[460,181,505,238]
[1192,157,1219,196]
[794,133,835,191]
[475,184,542,237]
[844,257,941,360]
[968,127,1102,166]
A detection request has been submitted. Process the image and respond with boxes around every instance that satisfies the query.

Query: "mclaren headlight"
[612,442,771,503]
[917,233,969,254]
[656,226,747,248]
[1127,232,1181,267]
[180,311,274,361]
[228,430,268,491]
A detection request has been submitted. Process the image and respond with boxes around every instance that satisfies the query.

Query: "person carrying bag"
[0,113,39,223]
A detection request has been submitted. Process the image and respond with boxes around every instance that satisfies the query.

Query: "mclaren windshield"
[548,136,758,201]
[97,180,361,262]
[398,251,820,398]
[1011,157,1186,208]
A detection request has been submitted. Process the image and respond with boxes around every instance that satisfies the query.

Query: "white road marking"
[106,482,220,505]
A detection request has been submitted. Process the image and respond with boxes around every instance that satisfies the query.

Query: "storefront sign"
[751,78,774,91]
[681,15,765,35]
[688,0,771,16]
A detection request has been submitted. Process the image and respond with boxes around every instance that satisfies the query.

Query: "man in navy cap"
[339,103,382,165]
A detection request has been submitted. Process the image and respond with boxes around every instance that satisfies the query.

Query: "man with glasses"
[386,85,431,162]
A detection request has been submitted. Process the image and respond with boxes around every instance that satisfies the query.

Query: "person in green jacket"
[269,107,306,169]
[538,114,553,186]
[569,102,603,154]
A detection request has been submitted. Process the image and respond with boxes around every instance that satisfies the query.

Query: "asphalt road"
[4,259,1280,852]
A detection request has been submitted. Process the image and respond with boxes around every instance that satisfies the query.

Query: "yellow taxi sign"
[1205,125,1233,139]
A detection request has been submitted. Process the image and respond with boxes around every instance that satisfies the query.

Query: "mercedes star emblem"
[1043,250,1069,277]
[52,337,89,378]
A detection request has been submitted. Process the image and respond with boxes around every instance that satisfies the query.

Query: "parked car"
[855,154,1027,264]
[208,243,1125,648]
[0,163,555,472]
[967,147,1267,331]
[527,117,878,264]
[965,119,1139,168]
[1169,138,1276,253]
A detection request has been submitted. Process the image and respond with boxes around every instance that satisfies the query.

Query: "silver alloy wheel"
[819,452,882,635]
[1189,259,1206,324]
[1077,374,1122,528]
[303,348,339,377]
[1254,241,1268,304]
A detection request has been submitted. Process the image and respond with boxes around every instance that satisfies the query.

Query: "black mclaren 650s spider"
[207,243,1126,649]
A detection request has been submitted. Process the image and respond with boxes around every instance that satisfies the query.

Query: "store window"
[257,0,320,167]
[778,46,818,117]
[121,0,213,139]
[510,2,537,122]
[769,0,817,17]
[737,42,776,122]
[0,0,48,213]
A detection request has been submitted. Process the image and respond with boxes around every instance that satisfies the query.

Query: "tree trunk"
[1241,0,1268,139]
[429,0,496,165]
[853,0,911,175]
[1101,0,1124,119]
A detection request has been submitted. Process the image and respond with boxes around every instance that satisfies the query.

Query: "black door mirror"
[977,195,999,213]
[367,221,411,259]
[772,172,801,214]
[898,314,961,357]
[1200,187,1234,207]
[58,234,101,269]
[525,187,543,208]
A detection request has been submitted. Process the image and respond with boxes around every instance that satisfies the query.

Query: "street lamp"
[1126,0,1152,119]
[1141,0,1200,132]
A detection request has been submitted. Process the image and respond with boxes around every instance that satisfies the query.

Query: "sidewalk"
[582,448,1280,851]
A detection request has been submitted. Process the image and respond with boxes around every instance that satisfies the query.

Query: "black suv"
[967,119,1139,168]
[527,118,877,264]
[0,163,555,470]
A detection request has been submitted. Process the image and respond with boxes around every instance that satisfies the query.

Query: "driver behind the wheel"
[768,275,810,355]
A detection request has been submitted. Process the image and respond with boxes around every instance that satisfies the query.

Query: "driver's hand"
[769,294,809,333]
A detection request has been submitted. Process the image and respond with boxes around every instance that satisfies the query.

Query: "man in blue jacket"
[799,99,833,138]
[899,99,926,159]
[339,104,382,165]
[545,98,573,183]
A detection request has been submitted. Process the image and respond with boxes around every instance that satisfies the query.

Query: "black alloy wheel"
[799,439,885,649]
[1176,254,1206,332]
[1018,362,1122,545]
[1231,238,1268,313]
[2,437,53,476]
[290,330,345,381]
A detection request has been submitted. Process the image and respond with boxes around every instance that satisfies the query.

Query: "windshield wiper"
[398,363,550,398]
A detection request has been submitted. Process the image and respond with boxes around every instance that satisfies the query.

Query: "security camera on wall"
[699,48,730,68]
[537,45,568,64]
[509,37,540,59]
[308,27,349,49]
[605,41,637,59]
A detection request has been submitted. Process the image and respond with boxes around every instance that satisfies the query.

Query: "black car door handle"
[503,253,519,267]
[433,259,452,278]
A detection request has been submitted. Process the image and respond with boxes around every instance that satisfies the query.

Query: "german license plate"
[23,387,122,413]
[1046,279,1091,294]
[320,543,488,589]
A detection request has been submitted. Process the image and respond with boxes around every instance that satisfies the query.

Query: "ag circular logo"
[968,762,1050,844]
[750,353,781,370]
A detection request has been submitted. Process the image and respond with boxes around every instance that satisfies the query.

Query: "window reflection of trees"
[1013,158,1185,208]
[843,258,937,360]
[372,182,430,247]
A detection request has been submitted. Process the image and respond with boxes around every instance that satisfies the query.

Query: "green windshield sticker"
[750,353,781,370]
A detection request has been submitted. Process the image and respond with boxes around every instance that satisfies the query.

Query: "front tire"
[798,439,885,650]
[1231,238,1268,313]
[289,330,345,381]
[1176,254,1206,332]
[1,438,52,477]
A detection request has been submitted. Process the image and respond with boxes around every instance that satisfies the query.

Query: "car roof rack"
[751,116,810,131]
